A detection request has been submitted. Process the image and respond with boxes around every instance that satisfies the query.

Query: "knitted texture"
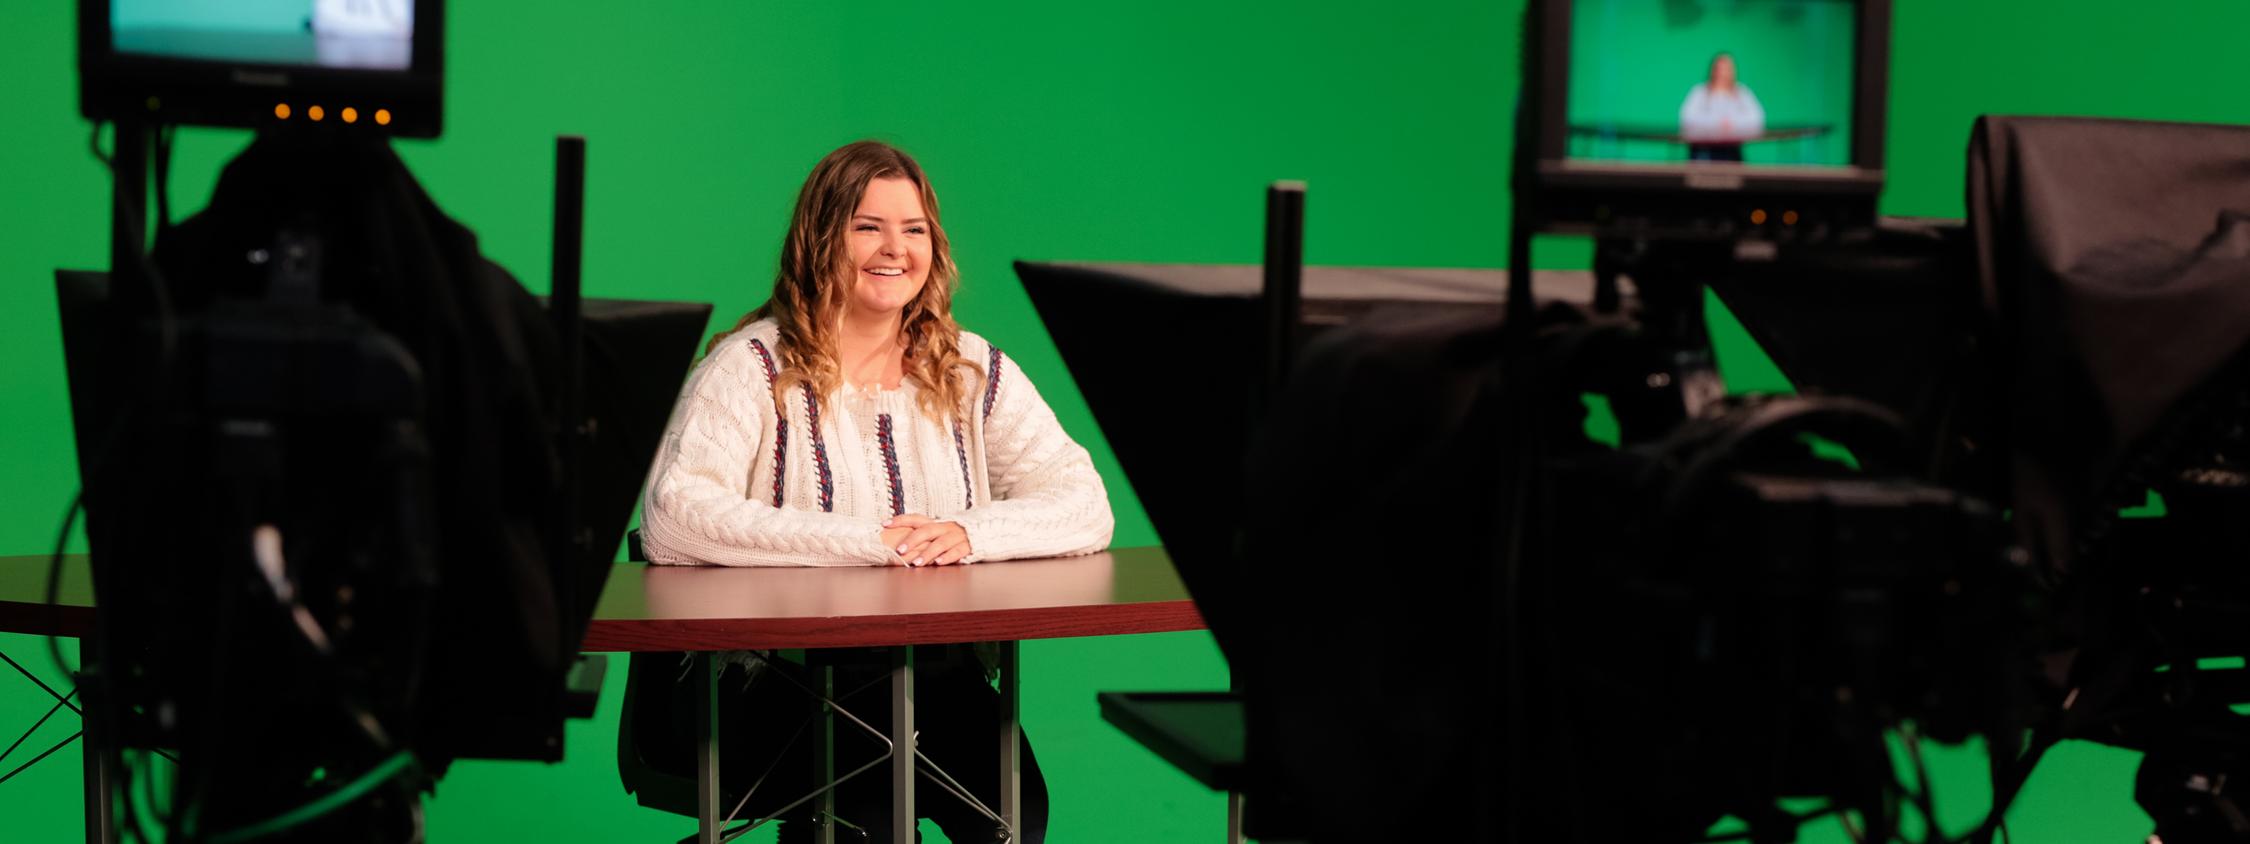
[747,339,786,507]
[876,413,904,518]
[641,319,1114,566]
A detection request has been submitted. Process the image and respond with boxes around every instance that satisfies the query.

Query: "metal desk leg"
[1227,792,1245,844]
[998,641,1020,841]
[82,678,112,844]
[890,647,915,844]
[815,660,835,844]
[695,653,720,844]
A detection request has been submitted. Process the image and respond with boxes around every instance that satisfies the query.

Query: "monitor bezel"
[78,0,446,138]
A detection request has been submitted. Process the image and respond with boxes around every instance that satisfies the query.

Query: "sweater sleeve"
[1680,84,1719,139]
[1737,85,1766,136]
[639,338,894,567]
[950,352,1115,562]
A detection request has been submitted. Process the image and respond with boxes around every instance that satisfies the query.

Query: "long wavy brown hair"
[707,140,972,423]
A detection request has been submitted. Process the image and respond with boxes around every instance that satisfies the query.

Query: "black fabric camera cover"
[1967,116,2250,571]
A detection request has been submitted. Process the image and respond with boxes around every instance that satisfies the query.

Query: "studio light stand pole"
[550,135,589,663]
[1258,180,1306,427]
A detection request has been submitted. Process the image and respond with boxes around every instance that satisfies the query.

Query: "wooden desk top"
[0,554,90,640]
[0,547,1205,651]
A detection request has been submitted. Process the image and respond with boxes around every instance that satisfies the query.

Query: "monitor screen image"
[1565,0,1855,167]
[112,0,417,71]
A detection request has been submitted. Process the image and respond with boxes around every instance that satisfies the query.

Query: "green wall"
[5,1,2250,840]
[1568,0,1855,164]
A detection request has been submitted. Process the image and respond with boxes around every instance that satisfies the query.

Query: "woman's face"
[842,176,934,323]
[1712,55,1737,88]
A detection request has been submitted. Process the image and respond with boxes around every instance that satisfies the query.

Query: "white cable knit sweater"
[640,318,1114,566]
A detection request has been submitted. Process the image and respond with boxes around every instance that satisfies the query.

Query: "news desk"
[1566,122,1837,162]
[0,547,1204,844]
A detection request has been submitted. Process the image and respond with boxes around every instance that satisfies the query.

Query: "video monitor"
[1521,0,1890,237]
[80,0,444,136]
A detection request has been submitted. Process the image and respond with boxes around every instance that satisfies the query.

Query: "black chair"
[616,530,752,827]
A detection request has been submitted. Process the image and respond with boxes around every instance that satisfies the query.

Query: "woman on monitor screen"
[639,140,1114,842]
[1679,52,1765,162]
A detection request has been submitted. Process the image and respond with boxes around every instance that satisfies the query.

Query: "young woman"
[639,140,1112,842]
[1679,51,1765,162]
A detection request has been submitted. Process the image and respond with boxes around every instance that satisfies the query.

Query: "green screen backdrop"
[1568,0,1856,164]
[5,1,2250,840]
[112,0,318,32]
